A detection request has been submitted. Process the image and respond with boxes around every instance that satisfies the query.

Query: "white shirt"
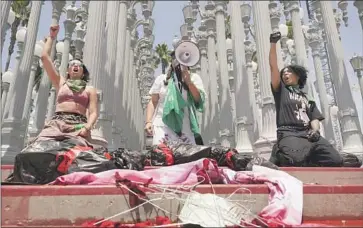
[149,73,206,142]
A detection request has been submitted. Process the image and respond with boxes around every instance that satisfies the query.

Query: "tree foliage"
[155,43,172,74]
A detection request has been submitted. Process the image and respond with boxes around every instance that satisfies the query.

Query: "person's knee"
[277,146,309,167]
[312,138,343,167]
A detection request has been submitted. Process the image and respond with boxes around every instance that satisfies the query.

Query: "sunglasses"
[68,60,83,67]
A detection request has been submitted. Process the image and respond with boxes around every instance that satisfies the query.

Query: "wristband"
[74,124,84,131]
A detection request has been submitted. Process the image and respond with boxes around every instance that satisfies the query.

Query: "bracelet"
[74,124,85,131]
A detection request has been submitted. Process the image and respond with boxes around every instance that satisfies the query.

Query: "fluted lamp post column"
[22,42,43,145]
[73,23,86,59]
[226,38,236,130]
[197,24,209,141]
[319,1,363,156]
[350,54,363,98]
[114,1,130,148]
[215,1,234,147]
[59,3,77,77]
[230,1,253,153]
[286,1,308,69]
[1,1,43,164]
[204,2,219,146]
[1,71,13,117]
[252,1,277,158]
[278,24,290,66]
[104,1,120,150]
[3,27,27,120]
[1,1,12,46]
[244,39,259,141]
[353,0,363,31]
[1,9,15,54]
[22,42,43,120]
[31,1,65,136]
[82,1,108,148]
[268,1,284,69]
[46,42,63,121]
[307,24,336,144]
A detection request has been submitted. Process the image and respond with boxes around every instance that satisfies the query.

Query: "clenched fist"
[50,24,60,39]
[270,32,281,44]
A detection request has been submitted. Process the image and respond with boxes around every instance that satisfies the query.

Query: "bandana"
[66,79,87,92]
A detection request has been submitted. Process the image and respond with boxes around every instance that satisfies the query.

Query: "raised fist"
[49,25,60,39]
[270,32,281,44]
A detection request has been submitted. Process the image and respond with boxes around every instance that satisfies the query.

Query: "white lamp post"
[3,27,27,120]
[1,9,15,53]
[350,54,363,97]
[279,23,290,65]
[1,71,13,116]
[22,42,43,120]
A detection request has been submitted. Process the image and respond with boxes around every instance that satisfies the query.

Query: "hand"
[144,122,153,136]
[307,130,320,142]
[181,65,192,85]
[270,32,281,44]
[49,24,60,39]
[78,127,90,138]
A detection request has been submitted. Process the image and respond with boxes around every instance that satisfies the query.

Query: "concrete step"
[2,165,363,185]
[2,184,363,226]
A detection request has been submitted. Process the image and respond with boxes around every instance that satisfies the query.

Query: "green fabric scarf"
[162,77,205,137]
[66,79,87,92]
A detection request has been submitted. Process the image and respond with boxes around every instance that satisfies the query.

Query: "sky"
[2,1,362,126]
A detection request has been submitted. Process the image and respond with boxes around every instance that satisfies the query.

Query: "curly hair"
[66,58,90,82]
[280,64,308,89]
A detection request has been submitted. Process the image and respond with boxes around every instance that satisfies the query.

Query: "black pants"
[271,130,343,167]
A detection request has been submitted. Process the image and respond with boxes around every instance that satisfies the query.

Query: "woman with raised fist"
[268,31,342,167]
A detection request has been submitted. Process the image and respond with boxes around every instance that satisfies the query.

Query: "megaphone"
[174,41,200,67]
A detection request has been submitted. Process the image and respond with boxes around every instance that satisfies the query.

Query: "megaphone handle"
[180,65,188,72]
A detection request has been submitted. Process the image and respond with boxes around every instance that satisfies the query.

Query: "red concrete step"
[2,165,363,184]
[2,184,363,226]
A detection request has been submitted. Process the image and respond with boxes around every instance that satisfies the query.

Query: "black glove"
[307,130,320,142]
[270,32,281,43]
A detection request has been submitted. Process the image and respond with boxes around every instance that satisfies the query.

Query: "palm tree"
[155,43,171,74]
[4,0,31,72]
[286,20,293,39]
[225,15,231,39]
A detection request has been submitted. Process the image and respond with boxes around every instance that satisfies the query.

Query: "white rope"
[94,166,263,227]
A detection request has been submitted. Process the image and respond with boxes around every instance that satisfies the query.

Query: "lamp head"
[16,27,27,43]
[34,42,43,58]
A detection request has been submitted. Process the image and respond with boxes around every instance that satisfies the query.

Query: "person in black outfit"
[268,31,343,167]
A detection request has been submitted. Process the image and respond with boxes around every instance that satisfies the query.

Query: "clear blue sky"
[2,1,362,125]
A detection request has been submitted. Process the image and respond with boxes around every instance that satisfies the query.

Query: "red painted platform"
[3,165,362,184]
[2,184,363,226]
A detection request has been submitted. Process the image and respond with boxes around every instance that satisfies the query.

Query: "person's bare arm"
[40,25,63,90]
[146,94,159,123]
[269,32,282,92]
[85,87,99,130]
[270,43,280,91]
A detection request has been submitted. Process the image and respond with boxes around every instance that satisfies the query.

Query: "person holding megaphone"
[145,42,206,146]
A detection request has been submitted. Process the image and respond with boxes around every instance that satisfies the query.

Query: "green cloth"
[162,77,205,137]
[66,79,87,92]
[74,124,85,131]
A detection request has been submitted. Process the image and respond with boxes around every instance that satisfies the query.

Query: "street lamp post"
[1,0,43,163]
[350,54,363,98]
[353,0,363,31]
[1,71,13,118]
[3,27,27,120]
[22,42,43,146]
[1,9,15,53]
